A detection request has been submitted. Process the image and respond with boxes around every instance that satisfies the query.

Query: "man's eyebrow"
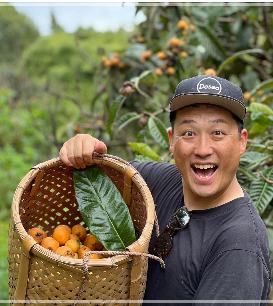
[209,119,228,124]
[179,119,196,125]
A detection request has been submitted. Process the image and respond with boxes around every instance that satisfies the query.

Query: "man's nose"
[193,135,214,157]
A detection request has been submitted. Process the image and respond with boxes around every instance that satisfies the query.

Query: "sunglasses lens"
[169,208,190,229]
[153,231,172,256]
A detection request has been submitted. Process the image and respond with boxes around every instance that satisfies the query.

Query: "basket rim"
[11,153,155,268]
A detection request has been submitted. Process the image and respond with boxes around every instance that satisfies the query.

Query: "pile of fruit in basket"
[28,224,108,259]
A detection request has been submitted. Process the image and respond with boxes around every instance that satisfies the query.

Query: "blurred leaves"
[195,23,227,61]
[128,142,162,161]
[148,117,169,149]
[106,95,126,135]
[217,49,264,75]
[250,167,273,215]
[1,3,273,221]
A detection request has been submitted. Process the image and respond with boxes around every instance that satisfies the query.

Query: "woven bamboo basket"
[8,153,159,306]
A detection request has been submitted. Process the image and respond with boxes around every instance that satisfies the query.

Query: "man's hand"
[59,134,107,169]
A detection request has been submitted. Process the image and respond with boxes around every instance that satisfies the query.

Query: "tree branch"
[240,58,271,81]
[258,170,273,184]
[261,6,273,49]
[135,84,161,109]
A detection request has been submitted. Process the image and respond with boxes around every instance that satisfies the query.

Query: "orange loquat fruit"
[157,51,167,60]
[55,246,73,258]
[52,226,70,246]
[71,224,87,241]
[89,254,103,259]
[28,227,47,244]
[65,239,80,253]
[55,225,71,234]
[78,245,91,259]
[167,67,176,75]
[41,237,59,252]
[83,234,104,251]
[69,234,80,244]
[177,20,188,30]
[243,92,251,100]
[169,37,180,46]
[181,51,188,58]
[204,68,217,76]
[155,68,163,76]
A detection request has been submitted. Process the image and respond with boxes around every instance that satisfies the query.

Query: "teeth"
[194,164,215,169]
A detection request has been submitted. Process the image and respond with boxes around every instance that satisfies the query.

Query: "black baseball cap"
[170,75,246,120]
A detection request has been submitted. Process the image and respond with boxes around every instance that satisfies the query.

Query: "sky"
[12,3,147,36]
[8,1,272,36]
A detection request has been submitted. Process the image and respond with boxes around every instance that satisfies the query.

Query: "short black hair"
[170,105,244,139]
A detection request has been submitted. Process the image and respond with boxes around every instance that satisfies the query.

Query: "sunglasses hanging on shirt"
[153,207,191,257]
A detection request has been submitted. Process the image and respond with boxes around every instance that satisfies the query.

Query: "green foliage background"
[1,3,273,302]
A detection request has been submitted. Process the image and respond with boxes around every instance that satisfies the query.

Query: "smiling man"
[59,75,271,305]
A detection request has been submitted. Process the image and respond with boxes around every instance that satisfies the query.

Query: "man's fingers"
[82,139,107,165]
[64,139,80,169]
[59,145,73,166]
[73,135,92,168]
[59,134,107,169]
[82,138,96,166]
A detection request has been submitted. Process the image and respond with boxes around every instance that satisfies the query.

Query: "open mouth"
[192,164,218,179]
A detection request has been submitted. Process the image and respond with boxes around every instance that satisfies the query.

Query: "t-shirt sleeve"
[129,160,182,196]
[193,249,271,306]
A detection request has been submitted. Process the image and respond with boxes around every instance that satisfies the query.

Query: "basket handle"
[29,168,45,196]
[14,236,37,306]
[126,242,143,305]
[123,165,137,206]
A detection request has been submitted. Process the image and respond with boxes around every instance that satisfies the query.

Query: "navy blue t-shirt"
[130,161,271,306]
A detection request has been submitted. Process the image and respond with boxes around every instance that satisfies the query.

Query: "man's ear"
[240,129,248,156]
[168,129,174,154]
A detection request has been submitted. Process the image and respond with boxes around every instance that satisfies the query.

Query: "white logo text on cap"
[197,77,222,94]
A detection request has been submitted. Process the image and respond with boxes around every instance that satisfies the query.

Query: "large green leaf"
[235,23,252,50]
[128,142,162,161]
[106,95,126,135]
[131,70,157,87]
[139,70,157,86]
[195,23,226,61]
[247,102,273,117]
[237,165,259,181]
[241,71,259,92]
[250,167,273,215]
[73,166,136,251]
[217,49,263,75]
[240,152,272,170]
[148,117,169,149]
[249,122,269,136]
[207,6,225,26]
[250,110,273,127]
[136,128,148,143]
[115,112,141,135]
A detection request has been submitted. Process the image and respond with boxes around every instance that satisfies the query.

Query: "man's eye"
[214,131,223,136]
[184,131,194,137]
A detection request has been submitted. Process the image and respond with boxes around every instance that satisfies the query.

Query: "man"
[59,75,271,305]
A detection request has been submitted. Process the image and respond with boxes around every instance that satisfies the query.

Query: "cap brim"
[170,94,246,120]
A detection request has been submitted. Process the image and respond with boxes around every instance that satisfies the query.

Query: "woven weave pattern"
[8,155,155,306]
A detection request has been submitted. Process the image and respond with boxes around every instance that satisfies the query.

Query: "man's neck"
[183,178,244,211]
